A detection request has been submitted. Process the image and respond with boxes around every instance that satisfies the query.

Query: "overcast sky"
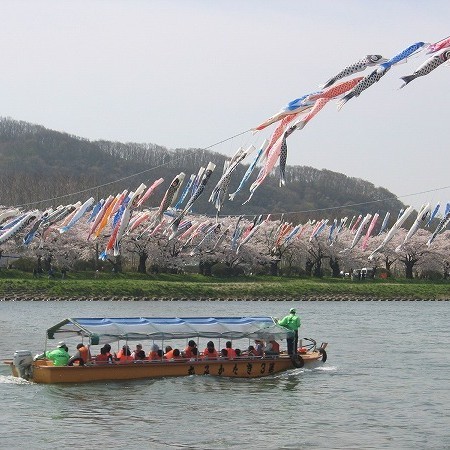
[2,0,449,213]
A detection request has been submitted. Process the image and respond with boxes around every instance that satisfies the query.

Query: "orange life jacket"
[270,341,280,353]
[116,347,131,359]
[225,348,236,359]
[79,346,90,363]
[203,348,218,359]
[148,351,160,360]
[118,354,134,363]
[183,346,195,358]
[165,349,175,359]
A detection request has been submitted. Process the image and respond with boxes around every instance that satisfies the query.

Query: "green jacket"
[46,348,70,366]
[278,313,301,331]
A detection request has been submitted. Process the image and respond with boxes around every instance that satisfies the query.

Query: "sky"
[2,0,450,213]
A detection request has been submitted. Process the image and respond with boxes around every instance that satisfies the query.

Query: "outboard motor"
[13,350,33,380]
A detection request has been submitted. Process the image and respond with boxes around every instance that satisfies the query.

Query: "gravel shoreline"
[0,295,448,301]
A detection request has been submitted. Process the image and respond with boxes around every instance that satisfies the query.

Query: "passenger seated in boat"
[134,350,147,361]
[220,349,228,358]
[253,339,264,357]
[264,337,280,356]
[95,347,113,363]
[234,348,242,357]
[165,348,183,360]
[190,347,199,360]
[116,345,133,363]
[202,341,218,359]
[103,344,114,362]
[115,345,131,359]
[68,343,91,366]
[148,344,161,360]
[224,341,236,359]
[44,341,70,366]
[164,346,174,359]
[182,340,197,358]
[132,344,144,360]
[67,344,88,366]
[242,345,256,357]
[171,349,183,360]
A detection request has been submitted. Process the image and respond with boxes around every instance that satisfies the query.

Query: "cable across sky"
[12,126,449,217]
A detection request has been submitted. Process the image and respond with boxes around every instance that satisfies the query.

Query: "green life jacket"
[46,348,70,366]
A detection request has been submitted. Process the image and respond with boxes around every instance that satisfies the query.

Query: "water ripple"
[1,301,450,449]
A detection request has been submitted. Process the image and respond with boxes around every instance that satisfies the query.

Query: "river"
[0,300,448,449]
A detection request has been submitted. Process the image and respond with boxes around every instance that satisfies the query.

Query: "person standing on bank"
[277,308,301,355]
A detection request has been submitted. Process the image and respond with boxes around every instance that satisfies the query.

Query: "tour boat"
[7,316,328,384]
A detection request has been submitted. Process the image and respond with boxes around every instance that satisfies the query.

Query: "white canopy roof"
[46,317,293,345]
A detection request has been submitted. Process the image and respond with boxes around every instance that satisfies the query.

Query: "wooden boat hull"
[9,352,324,384]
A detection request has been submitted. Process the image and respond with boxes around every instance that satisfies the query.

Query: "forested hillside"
[0,117,403,222]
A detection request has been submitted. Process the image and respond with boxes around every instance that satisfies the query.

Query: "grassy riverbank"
[0,270,449,299]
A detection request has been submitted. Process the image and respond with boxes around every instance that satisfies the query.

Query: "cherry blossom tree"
[0,205,448,281]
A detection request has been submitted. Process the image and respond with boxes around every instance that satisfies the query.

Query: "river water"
[0,300,448,449]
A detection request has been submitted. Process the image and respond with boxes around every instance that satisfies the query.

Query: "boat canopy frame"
[46,317,294,345]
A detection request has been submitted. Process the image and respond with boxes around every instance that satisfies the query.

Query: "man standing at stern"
[277,308,301,355]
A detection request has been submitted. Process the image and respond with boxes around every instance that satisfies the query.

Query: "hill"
[0,117,404,222]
